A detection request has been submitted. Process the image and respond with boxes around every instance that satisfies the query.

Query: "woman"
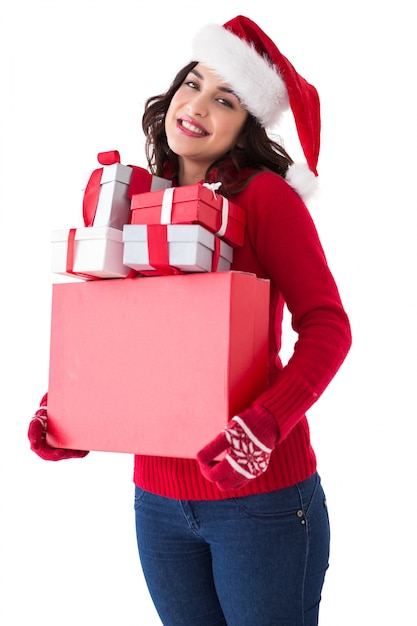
[29,16,351,625]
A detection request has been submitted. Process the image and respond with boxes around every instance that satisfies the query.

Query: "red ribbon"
[128,166,152,199]
[146,225,182,275]
[211,236,220,272]
[82,151,121,227]
[98,150,121,165]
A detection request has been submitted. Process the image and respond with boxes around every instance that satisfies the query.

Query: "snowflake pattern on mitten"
[224,416,274,480]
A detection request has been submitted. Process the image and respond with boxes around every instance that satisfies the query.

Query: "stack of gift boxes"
[51,151,172,279]
[47,152,270,458]
[52,151,246,279]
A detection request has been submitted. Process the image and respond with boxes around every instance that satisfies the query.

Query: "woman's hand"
[196,405,278,490]
[28,393,89,461]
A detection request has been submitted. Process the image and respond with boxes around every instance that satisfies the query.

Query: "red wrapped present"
[130,183,246,247]
[47,271,269,458]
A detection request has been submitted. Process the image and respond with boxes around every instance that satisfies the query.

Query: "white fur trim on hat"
[191,24,289,128]
[285,162,319,202]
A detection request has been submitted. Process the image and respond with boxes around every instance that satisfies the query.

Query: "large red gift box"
[47,272,269,458]
[130,184,246,247]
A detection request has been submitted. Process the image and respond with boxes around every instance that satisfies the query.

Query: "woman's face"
[165,63,248,184]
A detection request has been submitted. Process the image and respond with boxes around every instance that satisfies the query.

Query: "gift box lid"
[131,183,219,209]
[82,163,132,189]
[124,223,213,248]
[52,226,124,243]
[131,184,246,226]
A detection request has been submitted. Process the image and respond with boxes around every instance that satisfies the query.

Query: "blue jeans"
[134,472,330,626]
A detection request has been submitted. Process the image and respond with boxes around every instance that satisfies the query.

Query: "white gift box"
[122,224,233,273]
[81,163,172,230]
[52,226,131,280]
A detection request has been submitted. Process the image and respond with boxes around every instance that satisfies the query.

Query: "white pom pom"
[285,162,319,202]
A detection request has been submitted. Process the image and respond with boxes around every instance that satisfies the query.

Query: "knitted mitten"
[197,405,278,491]
[28,393,89,461]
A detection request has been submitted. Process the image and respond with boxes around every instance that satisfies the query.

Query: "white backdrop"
[1,1,415,624]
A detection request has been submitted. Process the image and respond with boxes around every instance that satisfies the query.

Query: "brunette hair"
[142,61,294,195]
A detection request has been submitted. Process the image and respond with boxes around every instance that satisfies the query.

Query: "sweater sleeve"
[232,172,352,442]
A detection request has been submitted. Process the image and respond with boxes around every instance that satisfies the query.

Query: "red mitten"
[197,405,279,491]
[28,393,89,461]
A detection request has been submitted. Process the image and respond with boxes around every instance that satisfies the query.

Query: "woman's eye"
[184,80,199,89]
[217,97,233,109]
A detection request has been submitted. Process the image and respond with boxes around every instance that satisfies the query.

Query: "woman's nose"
[187,93,208,117]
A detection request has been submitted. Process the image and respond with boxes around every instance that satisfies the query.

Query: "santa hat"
[191,15,320,199]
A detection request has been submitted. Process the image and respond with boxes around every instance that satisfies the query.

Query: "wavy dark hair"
[142,61,294,195]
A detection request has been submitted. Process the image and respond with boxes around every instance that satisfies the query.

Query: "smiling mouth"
[179,119,209,136]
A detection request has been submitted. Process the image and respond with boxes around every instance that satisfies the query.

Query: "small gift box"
[52,226,131,280]
[122,223,233,274]
[81,150,172,230]
[47,271,270,458]
[130,183,246,247]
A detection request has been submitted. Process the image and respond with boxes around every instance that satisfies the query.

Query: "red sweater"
[133,172,352,500]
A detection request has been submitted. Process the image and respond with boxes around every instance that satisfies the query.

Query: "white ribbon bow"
[203,182,229,238]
